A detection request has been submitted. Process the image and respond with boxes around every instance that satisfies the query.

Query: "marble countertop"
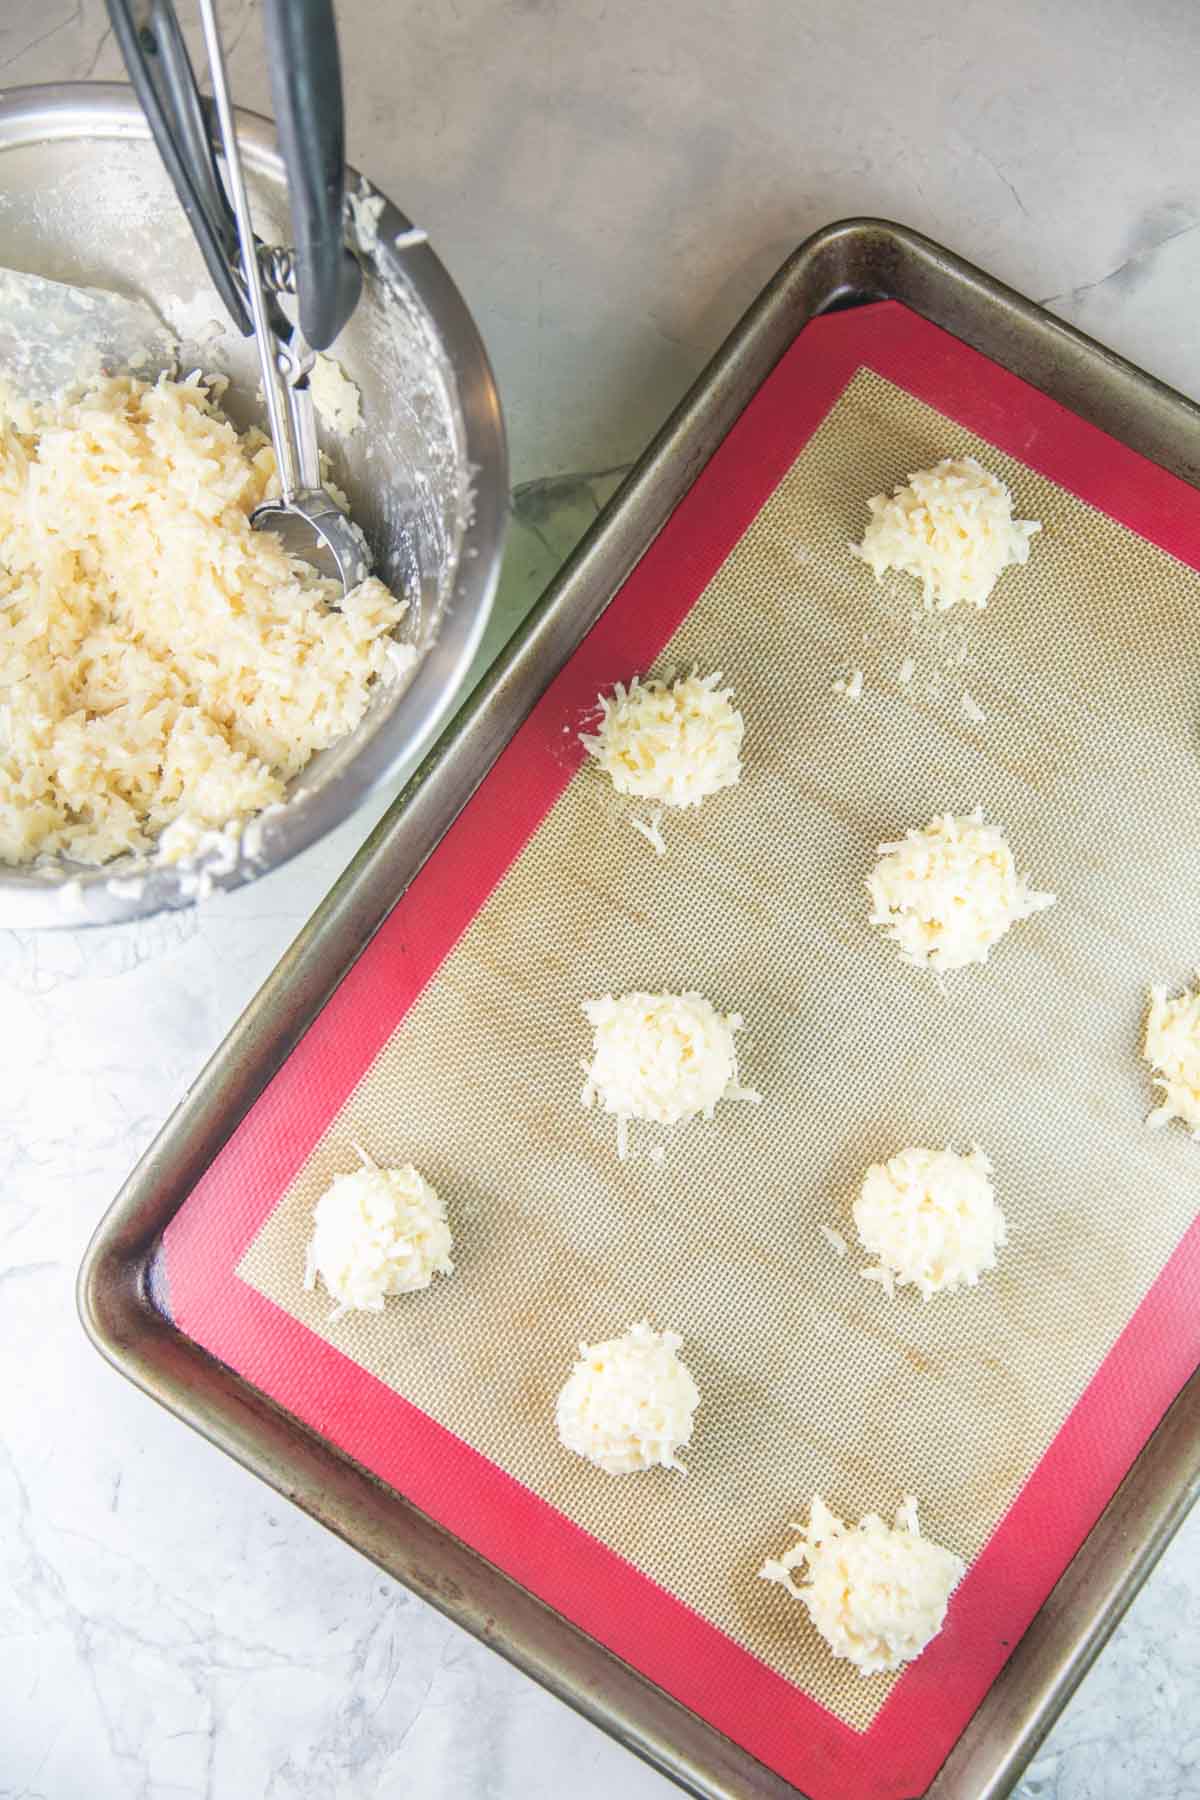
[3,1,1199,1795]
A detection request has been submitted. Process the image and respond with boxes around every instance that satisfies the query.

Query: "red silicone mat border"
[165,301,1200,1800]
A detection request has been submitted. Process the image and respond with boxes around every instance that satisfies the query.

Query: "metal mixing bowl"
[0,83,507,929]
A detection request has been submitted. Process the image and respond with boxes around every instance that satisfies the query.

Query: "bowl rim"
[0,81,509,929]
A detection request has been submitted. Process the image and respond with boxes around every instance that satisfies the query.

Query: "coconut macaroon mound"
[555,1321,700,1475]
[580,989,760,1158]
[0,372,410,869]
[303,1151,454,1321]
[852,456,1040,612]
[580,669,743,852]
[868,808,1055,974]
[759,1494,965,1675]
[853,1145,1006,1300]
[1144,977,1200,1140]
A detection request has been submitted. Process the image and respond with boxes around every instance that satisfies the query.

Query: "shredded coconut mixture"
[868,808,1055,973]
[1144,978,1200,1139]
[555,1321,700,1474]
[760,1494,964,1675]
[581,990,760,1158]
[854,1145,1005,1299]
[0,373,408,868]
[310,353,362,435]
[348,182,387,253]
[304,1153,453,1321]
[853,456,1040,611]
[629,808,667,857]
[580,670,743,821]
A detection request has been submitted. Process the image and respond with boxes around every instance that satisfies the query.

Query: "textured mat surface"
[166,303,1200,1800]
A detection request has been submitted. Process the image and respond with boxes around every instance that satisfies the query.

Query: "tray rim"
[79,217,1200,1800]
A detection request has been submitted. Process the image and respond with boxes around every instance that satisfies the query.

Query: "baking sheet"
[154,297,1200,1800]
[233,360,1200,1733]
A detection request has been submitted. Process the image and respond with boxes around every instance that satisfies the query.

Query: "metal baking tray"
[80,219,1200,1800]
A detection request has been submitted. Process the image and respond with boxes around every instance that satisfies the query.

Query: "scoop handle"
[106,0,252,335]
[263,0,362,351]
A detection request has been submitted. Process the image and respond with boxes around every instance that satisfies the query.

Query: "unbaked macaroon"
[580,669,743,852]
[303,1148,453,1321]
[852,456,1040,612]
[1144,977,1200,1140]
[868,808,1054,973]
[555,1321,700,1474]
[854,1145,1005,1300]
[581,989,760,1158]
[759,1494,964,1675]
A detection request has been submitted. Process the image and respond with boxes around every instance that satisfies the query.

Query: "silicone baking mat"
[163,302,1200,1800]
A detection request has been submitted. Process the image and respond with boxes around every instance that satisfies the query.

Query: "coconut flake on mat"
[580,670,743,831]
[867,807,1054,973]
[304,1153,453,1321]
[581,990,759,1158]
[852,456,1040,611]
[1144,977,1200,1139]
[854,1145,1005,1299]
[817,1222,848,1258]
[556,1321,700,1474]
[759,1494,964,1675]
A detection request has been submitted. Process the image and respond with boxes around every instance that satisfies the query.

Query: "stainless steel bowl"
[0,83,507,928]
